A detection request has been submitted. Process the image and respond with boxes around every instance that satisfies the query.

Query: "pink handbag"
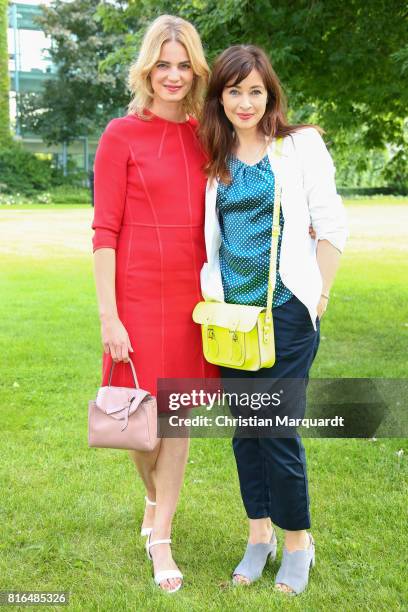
[88,359,158,451]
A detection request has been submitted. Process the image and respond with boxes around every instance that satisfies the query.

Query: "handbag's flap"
[96,386,151,419]
[192,301,264,332]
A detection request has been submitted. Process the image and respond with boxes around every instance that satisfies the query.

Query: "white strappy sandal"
[140,496,156,537]
[145,535,183,593]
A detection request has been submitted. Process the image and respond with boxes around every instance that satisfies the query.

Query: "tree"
[21,0,408,186]
[0,0,10,145]
[20,0,133,145]
[105,0,407,184]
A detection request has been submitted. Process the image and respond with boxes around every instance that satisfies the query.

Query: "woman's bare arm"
[93,248,133,363]
[316,239,342,319]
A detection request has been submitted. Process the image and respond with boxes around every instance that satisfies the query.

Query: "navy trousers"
[220,295,320,531]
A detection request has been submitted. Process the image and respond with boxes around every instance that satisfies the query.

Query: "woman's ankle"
[151,524,173,541]
[146,490,156,504]
[248,518,273,544]
[284,529,310,551]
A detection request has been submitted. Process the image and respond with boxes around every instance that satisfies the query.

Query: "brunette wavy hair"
[199,45,322,183]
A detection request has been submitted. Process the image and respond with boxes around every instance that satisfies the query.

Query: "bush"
[0,187,91,206]
[0,192,28,205]
[50,163,89,188]
[338,186,408,197]
[0,140,58,195]
[49,185,91,204]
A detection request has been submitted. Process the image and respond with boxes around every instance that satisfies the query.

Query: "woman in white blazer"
[199,45,348,595]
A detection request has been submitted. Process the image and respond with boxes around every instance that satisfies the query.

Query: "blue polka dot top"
[217,153,293,308]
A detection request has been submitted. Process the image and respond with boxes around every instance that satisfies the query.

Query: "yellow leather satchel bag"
[192,154,282,371]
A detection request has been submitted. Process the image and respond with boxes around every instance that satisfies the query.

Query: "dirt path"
[0,208,95,258]
[0,205,407,258]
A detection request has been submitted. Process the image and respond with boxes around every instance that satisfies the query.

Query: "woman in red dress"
[91,15,218,593]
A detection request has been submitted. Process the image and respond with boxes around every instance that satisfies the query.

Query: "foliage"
[0,186,91,205]
[18,0,408,187]
[0,0,10,144]
[48,185,91,204]
[381,147,408,190]
[0,141,54,195]
[0,140,81,195]
[104,0,408,185]
[0,191,28,205]
[20,0,133,145]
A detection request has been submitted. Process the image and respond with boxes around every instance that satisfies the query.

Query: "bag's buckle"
[206,327,219,357]
[228,330,242,362]
[263,317,272,344]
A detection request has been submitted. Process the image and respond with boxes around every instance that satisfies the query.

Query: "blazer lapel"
[267,137,291,217]
[267,138,285,182]
[205,177,221,262]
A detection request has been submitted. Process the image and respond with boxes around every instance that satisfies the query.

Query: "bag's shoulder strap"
[265,137,283,329]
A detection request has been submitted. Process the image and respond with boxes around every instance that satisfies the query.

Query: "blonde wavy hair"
[127,15,209,119]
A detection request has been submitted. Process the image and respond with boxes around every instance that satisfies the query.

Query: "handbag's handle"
[264,137,283,340]
[108,358,139,389]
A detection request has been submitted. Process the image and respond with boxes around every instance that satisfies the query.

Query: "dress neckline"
[142,108,191,125]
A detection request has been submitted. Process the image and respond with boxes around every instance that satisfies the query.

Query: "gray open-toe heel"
[232,530,277,585]
[275,533,315,595]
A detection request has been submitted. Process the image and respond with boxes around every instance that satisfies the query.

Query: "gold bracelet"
[321,293,330,301]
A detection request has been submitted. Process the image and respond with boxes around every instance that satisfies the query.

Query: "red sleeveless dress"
[92,112,219,409]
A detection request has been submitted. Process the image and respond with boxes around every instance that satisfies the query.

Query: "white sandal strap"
[154,569,183,584]
[149,538,171,548]
[140,527,152,537]
[145,495,157,506]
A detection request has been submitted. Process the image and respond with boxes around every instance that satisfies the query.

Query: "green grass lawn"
[0,205,407,611]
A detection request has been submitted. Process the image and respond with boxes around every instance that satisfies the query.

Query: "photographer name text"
[166,415,345,428]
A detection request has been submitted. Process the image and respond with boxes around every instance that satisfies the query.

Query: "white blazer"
[200,127,349,330]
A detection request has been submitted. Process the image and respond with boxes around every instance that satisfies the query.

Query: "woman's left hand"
[317,295,329,320]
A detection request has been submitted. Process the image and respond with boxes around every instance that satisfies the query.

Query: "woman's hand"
[309,224,316,240]
[100,315,134,363]
[317,295,329,320]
